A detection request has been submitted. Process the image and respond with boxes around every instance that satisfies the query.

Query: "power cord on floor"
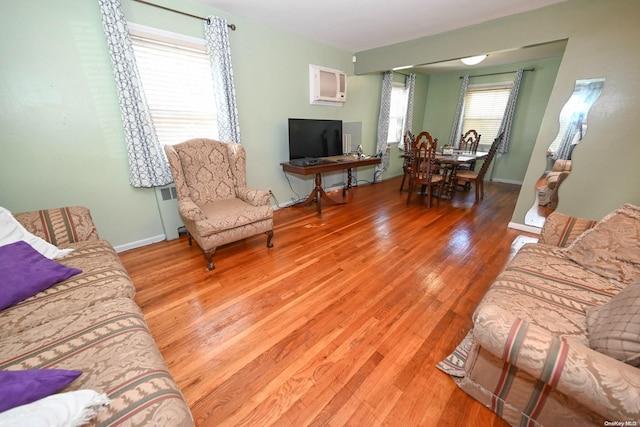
[272,172,375,209]
[354,179,374,186]
[269,188,306,208]
[269,189,282,209]
[281,171,308,206]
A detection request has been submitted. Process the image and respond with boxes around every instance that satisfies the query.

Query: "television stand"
[289,158,325,167]
[281,155,381,218]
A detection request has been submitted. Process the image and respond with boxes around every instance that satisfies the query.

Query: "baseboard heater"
[154,185,184,240]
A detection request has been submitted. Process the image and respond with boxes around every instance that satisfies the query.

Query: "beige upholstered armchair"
[164,138,274,270]
[538,159,572,209]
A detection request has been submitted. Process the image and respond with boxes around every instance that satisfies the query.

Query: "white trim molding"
[507,221,541,234]
[114,234,166,253]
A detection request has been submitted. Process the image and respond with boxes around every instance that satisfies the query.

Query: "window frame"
[127,22,218,147]
[387,81,409,145]
[460,81,512,151]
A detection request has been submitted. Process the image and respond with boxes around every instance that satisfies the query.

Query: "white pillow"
[0,390,110,427]
[0,207,73,260]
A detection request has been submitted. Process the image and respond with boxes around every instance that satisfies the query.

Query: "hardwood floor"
[119,177,534,426]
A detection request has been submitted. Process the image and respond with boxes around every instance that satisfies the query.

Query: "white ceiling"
[411,39,567,74]
[193,0,568,53]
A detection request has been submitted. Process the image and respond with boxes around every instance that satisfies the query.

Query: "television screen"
[288,118,343,160]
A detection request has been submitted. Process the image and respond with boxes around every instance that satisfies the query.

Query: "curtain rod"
[132,0,236,30]
[460,68,535,79]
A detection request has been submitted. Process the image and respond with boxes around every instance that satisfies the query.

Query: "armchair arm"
[538,211,597,247]
[14,206,99,245]
[473,305,640,421]
[178,199,206,222]
[236,187,271,207]
[545,171,567,190]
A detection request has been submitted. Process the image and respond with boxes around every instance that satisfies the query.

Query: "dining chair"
[457,129,482,171]
[458,129,481,152]
[399,130,415,192]
[453,132,503,203]
[406,131,445,208]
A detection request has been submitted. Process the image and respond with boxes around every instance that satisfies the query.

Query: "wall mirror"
[525,77,605,227]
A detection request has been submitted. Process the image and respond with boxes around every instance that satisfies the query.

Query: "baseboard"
[114,234,166,253]
[507,222,541,234]
[325,184,346,193]
[491,178,523,185]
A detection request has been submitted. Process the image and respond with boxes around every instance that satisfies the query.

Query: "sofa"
[0,206,194,426]
[450,204,640,426]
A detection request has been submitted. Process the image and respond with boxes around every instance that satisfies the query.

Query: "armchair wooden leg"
[266,230,274,248]
[203,248,216,271]
[187,231,193,247]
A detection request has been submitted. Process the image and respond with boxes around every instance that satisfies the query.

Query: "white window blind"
[387,83,409,144]
[128,24,218,146]
[462,83,511,148]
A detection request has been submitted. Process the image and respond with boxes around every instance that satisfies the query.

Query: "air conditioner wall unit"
[309,64,347,106]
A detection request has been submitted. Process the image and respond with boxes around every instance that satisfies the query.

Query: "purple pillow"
[0,369,82,412]
[0,241,82,310]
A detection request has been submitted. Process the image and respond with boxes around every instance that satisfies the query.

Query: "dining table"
[400,149,489,200]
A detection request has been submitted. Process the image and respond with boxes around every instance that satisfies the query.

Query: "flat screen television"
[288,118,343,160]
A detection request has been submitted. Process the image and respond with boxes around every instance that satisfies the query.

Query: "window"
[387,82,409,144]
[128,23,218,146]
[461,82,511,149]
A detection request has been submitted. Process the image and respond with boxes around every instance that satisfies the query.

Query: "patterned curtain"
[398,73,416,151]
[552,123,579,161]
[448,76,470,147]
[374,71,393,182]
[497,69,524,153]
[204,17,241,144]
[98,0,172,187]
[552,79,604,160]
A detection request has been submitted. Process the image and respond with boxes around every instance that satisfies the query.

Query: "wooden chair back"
[477,132,503,180]
[403,130,415,152]
[402,130,416,167]
[399,130,416,192]
[413,131,438,183]
[459,129,481,153]
[407,131,443,207]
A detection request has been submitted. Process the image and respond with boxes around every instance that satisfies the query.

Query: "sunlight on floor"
[448,228,472,254]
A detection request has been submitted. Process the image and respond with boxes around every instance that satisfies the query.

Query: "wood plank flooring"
[119,177,534,426]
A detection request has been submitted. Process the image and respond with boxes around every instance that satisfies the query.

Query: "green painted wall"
[420,57,561,184]
[382,72,430,181]
[0,0,383,248]
[356,0,640,226]
[0,0,165,245]
[3,0,638,249]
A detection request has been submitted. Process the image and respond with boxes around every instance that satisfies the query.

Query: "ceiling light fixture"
[461,55,487,65]
[393,64,414,71]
